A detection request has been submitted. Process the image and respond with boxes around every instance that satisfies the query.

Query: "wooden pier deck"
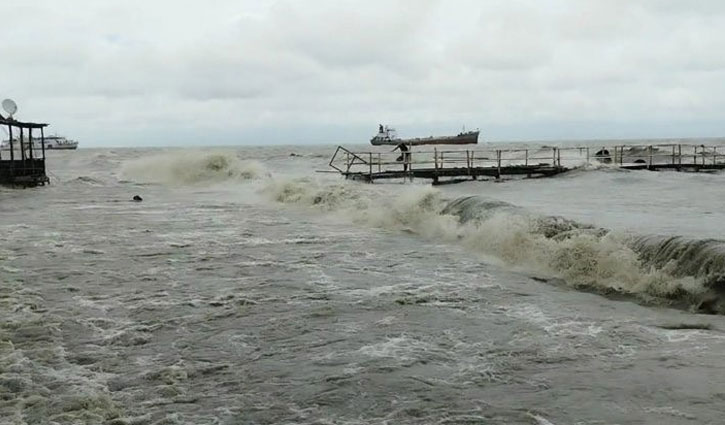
[328,144,725,184]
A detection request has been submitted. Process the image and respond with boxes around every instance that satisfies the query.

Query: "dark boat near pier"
[370,124,479,146]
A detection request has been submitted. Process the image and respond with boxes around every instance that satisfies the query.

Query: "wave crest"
[265,180,723,313]
[121,151,269,185]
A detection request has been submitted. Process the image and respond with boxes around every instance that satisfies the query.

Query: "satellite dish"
[2,99,18,118]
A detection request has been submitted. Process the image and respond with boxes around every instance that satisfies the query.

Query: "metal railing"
[328,144,725,179]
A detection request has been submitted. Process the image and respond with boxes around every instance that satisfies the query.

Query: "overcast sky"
[3,0,725,146]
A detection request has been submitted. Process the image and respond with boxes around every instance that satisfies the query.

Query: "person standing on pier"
[393,143,411,171]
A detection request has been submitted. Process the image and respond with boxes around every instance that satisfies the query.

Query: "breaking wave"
[264,179,724,314]
[121,151,269,185]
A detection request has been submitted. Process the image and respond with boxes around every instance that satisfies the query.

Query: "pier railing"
[329,144,725,181]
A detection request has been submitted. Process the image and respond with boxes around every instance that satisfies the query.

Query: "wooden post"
[552,148,556,166]
[586,147,589,164]
[557,148,561,167]
[671,145,675,165]
[41,127,45,159]
[20,128,25,162]
[648,145,653,169]
[377,153,381,172]
[28,128,33,160]
[466,150,471,175]
[525,149,528,166]
[8,125,13,161]
[345,151,350,173]
[678,144,682,170]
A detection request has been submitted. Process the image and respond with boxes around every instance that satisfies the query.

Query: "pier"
[328,144,725,184]
[0,116,50,187]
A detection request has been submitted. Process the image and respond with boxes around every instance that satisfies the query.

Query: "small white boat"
[1,135,78,151]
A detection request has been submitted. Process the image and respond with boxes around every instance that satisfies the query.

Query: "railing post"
[557,148,561,167]
[552,147,556,166]
[496,150,501,179]
[648,145,653,169]
[368,152,373,182]
[434,148,438,170]
[678,144,682,170]
[586,147,589,164]
[620,145,624,165]
[525,149,528,166]
[671,145,675,165]
[470,150,476,179]
[694,146,697,165]
[466,150,471,175]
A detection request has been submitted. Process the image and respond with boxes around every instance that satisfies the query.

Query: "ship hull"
[370,131,479,146]
[1,145,78,151]
[45,145,78,150]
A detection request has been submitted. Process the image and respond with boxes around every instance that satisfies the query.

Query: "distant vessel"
[1,135,78,151]
[370,124,479,146]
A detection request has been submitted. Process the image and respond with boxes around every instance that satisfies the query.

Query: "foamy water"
[2,144,725,424]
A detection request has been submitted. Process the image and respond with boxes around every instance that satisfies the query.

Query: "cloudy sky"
[3,0,725,146]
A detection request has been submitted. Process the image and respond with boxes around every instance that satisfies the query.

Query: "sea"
[1,141,725,424]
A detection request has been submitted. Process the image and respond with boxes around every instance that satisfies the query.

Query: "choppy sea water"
[2,143,725,424]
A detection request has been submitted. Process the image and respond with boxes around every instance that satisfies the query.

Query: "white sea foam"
[121,151,269,185]
[263,178,713,309]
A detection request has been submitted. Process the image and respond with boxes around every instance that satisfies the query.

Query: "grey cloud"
[3,0,725,146]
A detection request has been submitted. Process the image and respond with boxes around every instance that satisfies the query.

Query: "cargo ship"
[370,124,479,146]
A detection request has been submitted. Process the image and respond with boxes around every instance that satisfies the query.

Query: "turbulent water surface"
[2,144,725,424]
